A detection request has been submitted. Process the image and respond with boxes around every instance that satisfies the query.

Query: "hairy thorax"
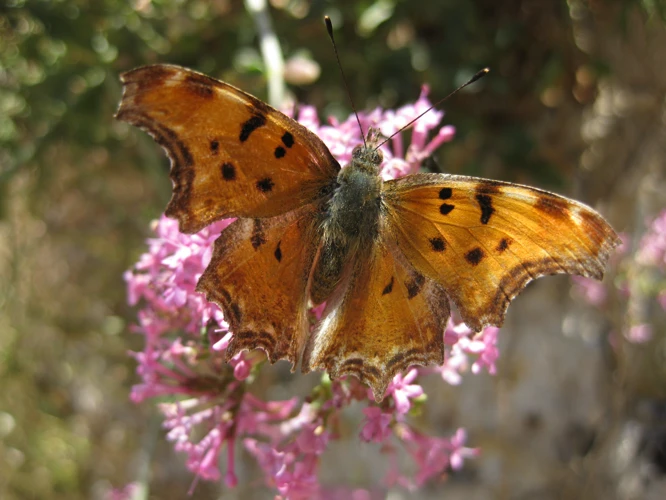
[310,145,384,304]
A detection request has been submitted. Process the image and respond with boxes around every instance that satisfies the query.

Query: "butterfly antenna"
[375,67,490,150]
[325,16,367,148]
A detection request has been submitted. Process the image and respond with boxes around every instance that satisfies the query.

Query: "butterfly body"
[312,144,384,304]
[117,64,620,401]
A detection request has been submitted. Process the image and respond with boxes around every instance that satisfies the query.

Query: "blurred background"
[1,0,666,498]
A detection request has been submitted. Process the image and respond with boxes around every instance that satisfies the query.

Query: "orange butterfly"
[116,64,620,400]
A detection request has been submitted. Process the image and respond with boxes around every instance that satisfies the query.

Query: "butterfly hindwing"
[117,64,340,233]
[383,172,620,332]
[197,202,323,367]
[303,230,449,400]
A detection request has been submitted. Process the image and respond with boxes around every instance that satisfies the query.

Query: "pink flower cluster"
[573,209,666,344]
[124,89,497,496]
[638,209,666,269]
[636,209,666,331]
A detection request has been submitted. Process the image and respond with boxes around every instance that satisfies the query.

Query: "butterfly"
[116,64,620,401]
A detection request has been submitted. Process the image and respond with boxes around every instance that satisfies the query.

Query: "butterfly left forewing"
[383,172,620,332]
[117,64,340,233]
[303,231,449,401]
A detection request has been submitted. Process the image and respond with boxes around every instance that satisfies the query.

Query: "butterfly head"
[351,144,383,168]
[347,127,385,175]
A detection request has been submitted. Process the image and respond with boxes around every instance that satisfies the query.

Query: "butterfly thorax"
[310,144,384,304]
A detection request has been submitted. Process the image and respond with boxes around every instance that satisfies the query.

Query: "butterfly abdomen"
[310,146,384,304]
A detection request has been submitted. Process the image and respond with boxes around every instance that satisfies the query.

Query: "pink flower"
[572,275,609,307]
[396,426,448,486]
[229,352,252,381]
[360,407,392,443]
[244,417,328,499]
[638,210,666,267]
[429,319,498,383]
[447,428,479,470]
[275,460,320,500]
[296,423,329,454]
[436,349,468,386]
[212,331,233,351]
[468,327,499,375]
[160,400,232,481]
[391,425,478,488]
[290,86,453,183]
[385,368,424,415]
[244,439,287,479]
[626,323,653,343]
[105,482,139,500]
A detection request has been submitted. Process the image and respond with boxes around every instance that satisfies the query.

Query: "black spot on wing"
[251,220,266,249]
[465,247,485,266]
[210,140,219,154]
[239,114,266,142]
[440,203,455,215]
[221,162,236,181]
[405,273,425,299]
[282,131,294,148]
[256,178,275,192]
[274,241,282,262]
[274,146,286,158]
[439,187,452,199]
[382,276,394,295]
[496,238,512,253]
[429,237,446,252]
[476,194,495,224]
